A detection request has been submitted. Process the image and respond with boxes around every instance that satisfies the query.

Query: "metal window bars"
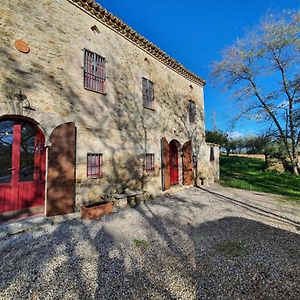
[84,49,106,94]
[87,153,103,177]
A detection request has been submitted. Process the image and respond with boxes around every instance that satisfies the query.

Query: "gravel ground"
[0,185,300,300]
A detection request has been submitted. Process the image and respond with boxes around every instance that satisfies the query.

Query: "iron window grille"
[84,49,106,94]
[189,100,196,123]
[142,77,154,110]
[144,153,155,172]
[87,153,103,177]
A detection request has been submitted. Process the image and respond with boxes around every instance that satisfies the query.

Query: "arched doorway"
[169,139,180,186]
[161,137,170,191]
[0,117,46,213]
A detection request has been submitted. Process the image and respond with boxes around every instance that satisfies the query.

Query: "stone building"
[0,0,219,219]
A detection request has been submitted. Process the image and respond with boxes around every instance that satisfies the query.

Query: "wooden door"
[183,140,193,185]
[47,122,76,216]
[161,137,170,190]
[169,140,179,186]
[0,119,45,213]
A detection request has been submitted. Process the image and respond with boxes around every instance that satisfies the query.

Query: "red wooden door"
[0,119,45,213]
[161,137,170,191]
[183,141,193,185]
[47,122,76,216]
[169,140,179,186]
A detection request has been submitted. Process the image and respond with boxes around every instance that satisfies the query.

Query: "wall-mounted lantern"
[14,90,36,111]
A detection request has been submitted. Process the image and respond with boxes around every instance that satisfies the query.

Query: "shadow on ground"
[197,186,300,231]
[0,191,300,299]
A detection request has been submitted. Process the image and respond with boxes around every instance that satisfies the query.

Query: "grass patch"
[133,239,149,248]
[215,241,246,256]
[220,155,300,201]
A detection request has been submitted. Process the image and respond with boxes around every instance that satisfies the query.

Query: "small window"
[192,154,197,164]
[188,100,196,123]
[84,49,106,94]
[87,153,103,177]
[144,153,154,172]
[210,147,215,162]
[142,77,154,110]
[91,25,100,35]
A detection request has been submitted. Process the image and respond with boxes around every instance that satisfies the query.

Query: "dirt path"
[0,185,299,299]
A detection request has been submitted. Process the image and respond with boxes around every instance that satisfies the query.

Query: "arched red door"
[161,137,170,191]
[0,118,46,213]
[169,140,179,186]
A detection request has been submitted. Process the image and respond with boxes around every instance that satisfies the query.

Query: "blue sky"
[98,0,299,137]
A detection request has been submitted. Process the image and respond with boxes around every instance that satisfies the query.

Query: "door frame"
[0,115,46,215]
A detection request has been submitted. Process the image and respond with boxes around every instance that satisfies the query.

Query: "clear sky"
[98,0,299,137]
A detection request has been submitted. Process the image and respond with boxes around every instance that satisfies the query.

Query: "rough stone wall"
[202,144,220,183]
[0,0,219,209]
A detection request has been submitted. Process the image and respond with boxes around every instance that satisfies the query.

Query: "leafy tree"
[205,130,228,145]
[244,133,282,160]
[205,130,240,156]
[212,11,300,174]
[225,139,239,156]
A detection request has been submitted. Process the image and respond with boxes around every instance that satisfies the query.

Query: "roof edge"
[206,142,220,147]
[68,0,206,86]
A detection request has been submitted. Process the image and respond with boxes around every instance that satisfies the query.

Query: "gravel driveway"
[0,185,300,299]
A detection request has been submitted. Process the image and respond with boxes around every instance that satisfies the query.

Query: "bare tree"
[212,10,300,174]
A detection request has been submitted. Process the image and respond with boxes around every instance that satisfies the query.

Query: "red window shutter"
[148,81,153,99]
[87,153,103,177]
[142,78,147,106]
[99,154,103,176]
[149,81,154,109]
[142,78,148,107]
[84,50,106,94]
[99,60,106,94]
[145,153,154,172]
[142,78,154,109]
[189,101,196,123]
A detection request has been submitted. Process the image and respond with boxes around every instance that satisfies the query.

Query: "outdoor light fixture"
[14,90,36,111]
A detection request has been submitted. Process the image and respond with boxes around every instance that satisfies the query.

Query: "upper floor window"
[84,49,106,94]
[144,153,155,173]
[210,147,215,162]
[142,77,154,110]
[87,153,103,177]
[188,100,196,123]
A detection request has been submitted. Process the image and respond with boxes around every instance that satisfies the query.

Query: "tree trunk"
[249,79,299,176]
[226,148,230,156]
[292,165,299,175]
[292,158,299,175]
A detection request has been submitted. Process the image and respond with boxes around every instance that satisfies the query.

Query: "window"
[188,100,196,123]
[90,25,100,35]
[142,77,154,110]
[144,153,154,172]
[87,153,103,177]
[210,147,215,162]
[193,154,197,165]
[84,49,106,93]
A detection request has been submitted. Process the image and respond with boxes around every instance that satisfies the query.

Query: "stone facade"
[0,0,219,214]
